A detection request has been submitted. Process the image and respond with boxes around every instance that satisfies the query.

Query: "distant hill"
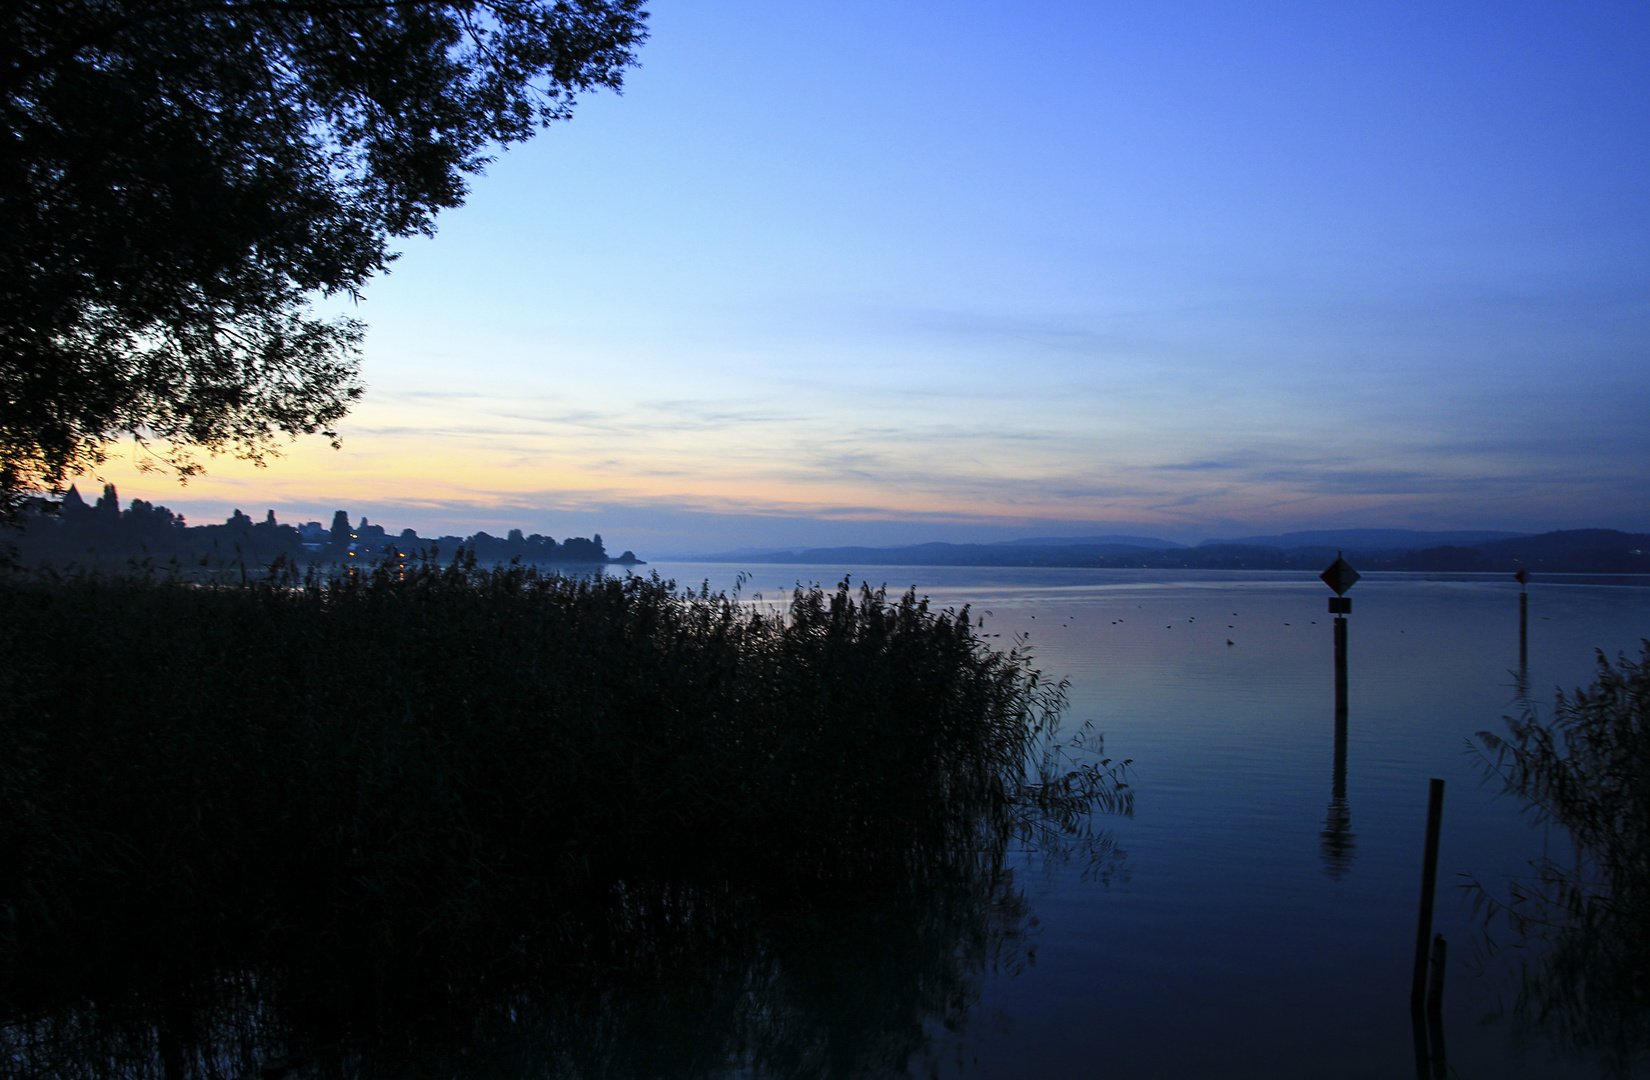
[691,546,809,558]
[1392,530,1650,573]
[689,528,1650,574]
[692,540,1178,568]
[1198,529,1527,550]
[994,534,1185,550]
[1479,529,1645,559]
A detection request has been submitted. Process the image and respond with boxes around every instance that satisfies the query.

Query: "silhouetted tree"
[93,483,119,523]
[122,498,184,538]
[328,510,353,555]
[560,535,606,562]
[2,1,648,508]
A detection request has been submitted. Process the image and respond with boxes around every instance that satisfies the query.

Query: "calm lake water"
[645,562,1650,1080]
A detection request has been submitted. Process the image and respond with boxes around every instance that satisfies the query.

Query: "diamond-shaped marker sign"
[1320,553,1361,596]
[1514,567,1528,586]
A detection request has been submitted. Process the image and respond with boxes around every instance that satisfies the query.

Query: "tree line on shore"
[2,484,640,569]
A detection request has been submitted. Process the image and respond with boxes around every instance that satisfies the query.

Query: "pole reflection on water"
[1320,614,1355,879]
[1409,999,1449,1080]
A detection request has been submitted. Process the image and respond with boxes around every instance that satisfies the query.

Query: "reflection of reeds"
[0,555,1128,1079]
[1472,640,1650,1075]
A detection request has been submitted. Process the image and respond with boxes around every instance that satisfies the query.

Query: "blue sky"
[96,0,1650,552]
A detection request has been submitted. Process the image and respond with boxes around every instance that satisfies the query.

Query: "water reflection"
[1320,617,1355,879]
[1473,641,1650,1075]
[1410,1005,1447,1080]
[1319,708,1355,879]
[5,845,1022,1079]
[2,763,1127,1080]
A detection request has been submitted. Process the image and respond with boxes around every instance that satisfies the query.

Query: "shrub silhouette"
[1474,641,1650,1074]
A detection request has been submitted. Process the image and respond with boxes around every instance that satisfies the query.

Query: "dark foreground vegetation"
[1474,641,1650,1076]
[0,559,1127,1079]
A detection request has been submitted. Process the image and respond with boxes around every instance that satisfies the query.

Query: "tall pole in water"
[1320,551,1360,713]
[1334,615,1348,716]
[1515,567,1529,693]
[1319,553,1361,878]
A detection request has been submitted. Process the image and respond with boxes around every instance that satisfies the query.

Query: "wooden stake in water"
[1411,779,1445,1013]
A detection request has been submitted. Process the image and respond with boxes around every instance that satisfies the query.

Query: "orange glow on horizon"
[74,423,1457,539]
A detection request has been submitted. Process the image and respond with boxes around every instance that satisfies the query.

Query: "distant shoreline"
[6,484,644,571]
[672,528,1650,576]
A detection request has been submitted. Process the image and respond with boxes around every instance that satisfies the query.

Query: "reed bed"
[0,556,1126,1078]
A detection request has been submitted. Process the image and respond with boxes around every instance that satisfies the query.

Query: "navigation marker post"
[1317,553,1361,878]
[1320,553,1361,718]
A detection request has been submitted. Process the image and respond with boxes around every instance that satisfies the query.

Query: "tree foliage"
[1,0,648,504]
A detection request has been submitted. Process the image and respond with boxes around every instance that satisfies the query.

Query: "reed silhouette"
[1472,640,1650,1076]
[0,555,1130,1079]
